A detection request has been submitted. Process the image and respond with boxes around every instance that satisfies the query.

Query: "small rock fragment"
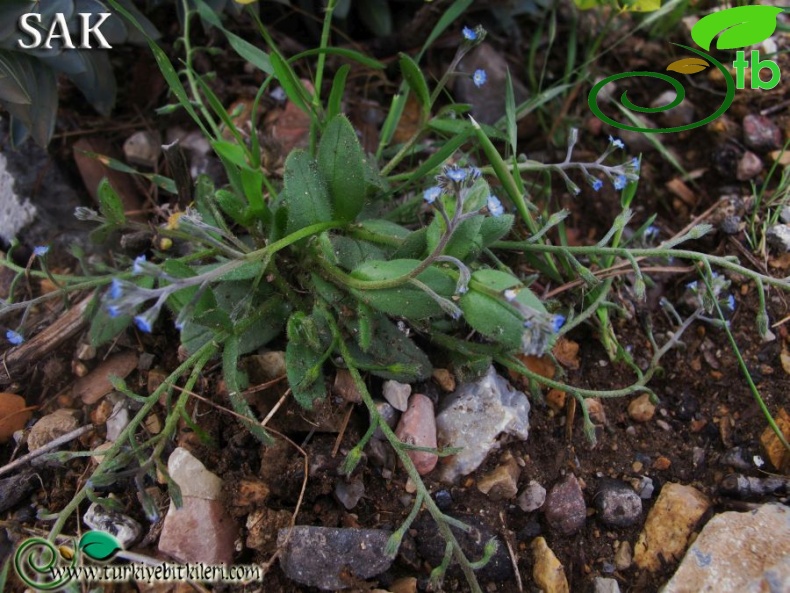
[544,474,587,535]
[595,479,642,528]
[83,502,142,549]
[531,536,569,593]
[759,408,790,471]
[637,476,655,499]
[390,576,417,593]
[245,351,287,382]
[546,389,566,413]
[395,394,437,475]
[767,224,790,252]
[123,130,162,167]
[332,369,361,404]
[662,504,790,593]
[371,400,398,441]
[476,453,521,501]
[432,368,456,392]
[335,477,365,510]
[158,448,238,565]
[74,351,138,405]
[246,507,291,553]
[593,577,621,593]
[652,90,695,128]
[276,526,393,590]
[614,540,632,570]
[382,380,411,412]
[436,366,530,483]
[634,482,711,572]
[736,151,763,181]
[517,480,547,512]
[769,149,790,168]
[27,409,80,451]
[628,393,656,423]
[743,114,782,152]
[105,401,129,442]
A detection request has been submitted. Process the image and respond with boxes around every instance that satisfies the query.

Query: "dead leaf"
[73,350,139,404]
[392,94,422,144]
[666,57,709,75]
[0,393,34,443]
[666,177,697,207]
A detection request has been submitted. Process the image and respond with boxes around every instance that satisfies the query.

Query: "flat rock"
[662,503,790,593]
[436,366,530,483]
[531,536,569,593]
[158,447,238,565]
[595,479,642,528]
[395,393,437,475]
[634,482,711,572]
[544,474,587,535]
[27,409,80,451]
[276,526,393,590]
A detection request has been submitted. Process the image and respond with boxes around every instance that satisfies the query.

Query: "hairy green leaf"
[318,114,366,222]
[283,149,333,233]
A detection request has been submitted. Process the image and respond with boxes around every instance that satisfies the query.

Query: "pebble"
[634,482,711,572]
[627,393,656,423]
[531,536,569,593]
[435,366,530,483]
[390,576,418,593]
[767,224,790,252]
[332,369,361,404]
[476,453,520,501]
[27,409,80,451]
[105,401,130,442]
[434,490,453,511]
[83,502,142,549]
[544,474,587,535]
[593,577,621,593]
[371,400,398,440]
[245,507,291,553]
[595,479,642,528]
[653,456,671,470]
[759,408,790,470]
[651,90,695,128]
[123,130,162,167]
[382,380,411,412]
[276,526,393,590]
[743,114,782,152]
[431,368,456,392]
[770,150,790,168]
[73,351,138,405]
[614,540,632,570]
[720,446,753,471]
[637,476,654,499]
[335,477,365,510]
[517,480,547,512]
[158,447,238,565]
[244,351,287,382]
[395,393,438,475]
[663,504,789,593]
[736,151,763,180]
[655,419,672,432]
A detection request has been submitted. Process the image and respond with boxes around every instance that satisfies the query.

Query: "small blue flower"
[726,294,736,311]
[423,186,441,204]
[631,157,640,171]
[462,26,477,41]
[109,278,123,300]
[591,178,603,192]
[132,255,146,275]
[468,167,482,180]
[134,315,153,333]
[6,329,24,345]
[504,289,518,302]
[687,280,698,291]
[472,69,487,88]
[645,225,659,240]
[33,245,49,257]
[551,314,566,333]
[609,135,625,149]
[613,175,628,190]
[487,195,504,217]
[446,166,467,183]
[107,305,122,318]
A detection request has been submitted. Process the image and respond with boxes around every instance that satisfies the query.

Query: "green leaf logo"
[691,5,783,51]
[78,531,122,561]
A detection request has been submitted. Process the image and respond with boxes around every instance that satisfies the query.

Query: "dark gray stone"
[743,114,782,152]
[595,479,643,528]
[543,474,586,535]
[276,526,393,590]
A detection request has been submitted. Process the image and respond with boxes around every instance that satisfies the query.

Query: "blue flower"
[6,329,24,345]
[551,314,566,333]
[645,225,659,240]
[590,178,603,192]
[631,157,640,171]
[107,305,122,318]
[687,280,698,291]
[446,166,467,183]
[487,195,504,217]
[132,255,147,275]
[472,69,487,88]
[504,288,518,302]
[726,294,736,311]
[134,315,153,333]
[613,175,628,190]
[609,135,625,149]
[423,186,441,204]
[109,279,123,300]
[33,245,49,257]
[468,167,482,180]
[462,26,477,41]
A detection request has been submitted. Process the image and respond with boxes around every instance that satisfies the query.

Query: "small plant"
[2,1,790,591]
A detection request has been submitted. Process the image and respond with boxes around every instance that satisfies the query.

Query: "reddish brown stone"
[395,393,437,475]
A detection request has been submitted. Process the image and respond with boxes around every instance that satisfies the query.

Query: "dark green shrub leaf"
[318,114,366,222]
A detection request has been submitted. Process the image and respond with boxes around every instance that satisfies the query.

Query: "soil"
[1,3,789,593]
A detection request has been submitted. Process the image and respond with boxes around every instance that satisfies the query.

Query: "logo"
[14,531,121,590]
[18,11,113,49]
[589,5,784,134]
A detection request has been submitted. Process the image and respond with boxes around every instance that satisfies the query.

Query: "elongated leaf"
[283,149,333,233]
[0,49,57,146]
[327,64,350,122]
[195,1,272,73]
[290,47,385,70]
[318,114,366,222]
[223,334,272,444]
[98,178,126,225]
[270,52,312,116]
[399,53,430,115]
